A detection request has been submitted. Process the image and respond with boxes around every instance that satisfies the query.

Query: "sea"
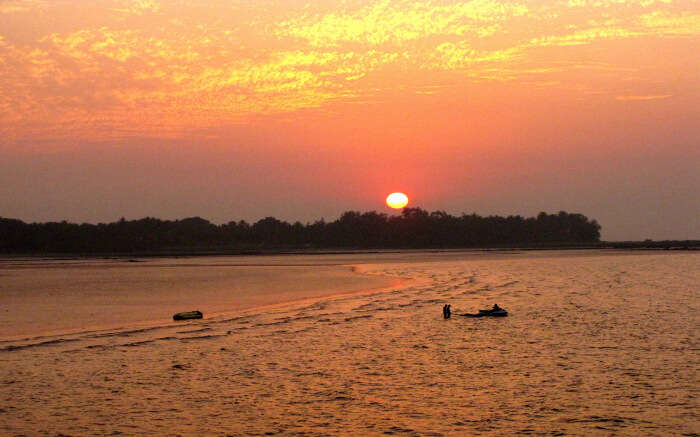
[0,250,697,436]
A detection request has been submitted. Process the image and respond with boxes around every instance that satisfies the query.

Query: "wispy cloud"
[639,10,700,35]
[0,0,44,14]
[113,0,160,16]
[0,0,697,142]
[615,94,672,101]
[276,0,529,47]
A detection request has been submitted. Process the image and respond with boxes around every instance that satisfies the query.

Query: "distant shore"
[1,210,603,254]
[0,241,697,259]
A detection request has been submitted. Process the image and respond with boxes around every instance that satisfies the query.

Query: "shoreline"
[0,270,407,349]
[0,261,403,344]
[0,242,697,260]
[1,249,696,344]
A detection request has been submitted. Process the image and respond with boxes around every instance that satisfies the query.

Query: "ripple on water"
[1,252,698,436]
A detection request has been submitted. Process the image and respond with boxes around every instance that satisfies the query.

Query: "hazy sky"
[1,0,698,240]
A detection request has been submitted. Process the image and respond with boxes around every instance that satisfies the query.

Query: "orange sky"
[1,0,698,240]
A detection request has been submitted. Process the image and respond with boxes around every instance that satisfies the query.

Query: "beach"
[1,250,697,436]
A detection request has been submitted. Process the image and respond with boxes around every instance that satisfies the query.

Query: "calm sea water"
[0,255,400,340]
[0,250,697,436]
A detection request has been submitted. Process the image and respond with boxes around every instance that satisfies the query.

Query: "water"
[0,250,697,436]
[0,255,401,340]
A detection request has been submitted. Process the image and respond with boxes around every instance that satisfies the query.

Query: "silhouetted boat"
[462,308,508,317]
[173,310,203,321]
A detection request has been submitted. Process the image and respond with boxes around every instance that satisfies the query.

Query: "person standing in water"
[443,304,452,319]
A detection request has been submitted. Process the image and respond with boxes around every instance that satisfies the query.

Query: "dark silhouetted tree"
[0,208,603,253]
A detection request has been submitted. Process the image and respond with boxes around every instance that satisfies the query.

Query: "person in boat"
[443,304,452,319]
[492,304,502,312]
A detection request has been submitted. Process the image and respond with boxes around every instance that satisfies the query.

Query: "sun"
[386,192,409,209]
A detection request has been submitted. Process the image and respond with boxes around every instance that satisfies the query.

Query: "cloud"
[112,0,159,16]
[276,0,529,47]
[528,26,641,47]
[1,25,393,141]
[0,0,43,14]
[431,42,523,70]
[639,10,700,35]
[1,0,697,143]
[615,94,672,101]
[566,0,675,8]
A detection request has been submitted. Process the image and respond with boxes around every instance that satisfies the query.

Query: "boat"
[462,308,508,317]
[173,310,203,321]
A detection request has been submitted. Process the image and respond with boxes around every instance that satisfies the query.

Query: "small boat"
[462,308,508,317]
[173,310,203,321]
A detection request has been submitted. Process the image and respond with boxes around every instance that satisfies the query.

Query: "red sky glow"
[1,0,698,240]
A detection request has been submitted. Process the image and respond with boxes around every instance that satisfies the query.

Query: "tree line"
[0,208,602,254]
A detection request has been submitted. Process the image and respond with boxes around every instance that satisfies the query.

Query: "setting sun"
[386,192,409,209]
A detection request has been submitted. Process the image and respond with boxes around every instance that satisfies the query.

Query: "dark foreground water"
[0,250,697,436]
